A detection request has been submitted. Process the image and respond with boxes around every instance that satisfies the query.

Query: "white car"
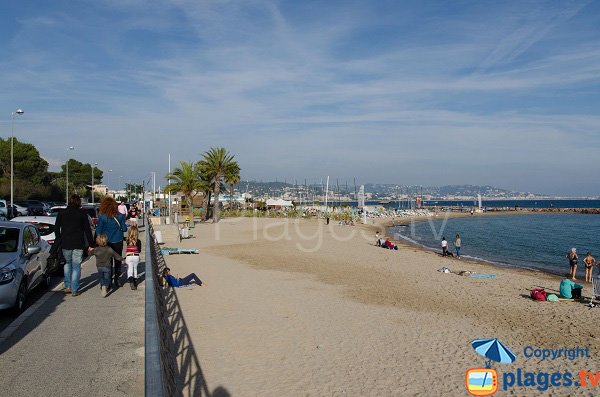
[13,203,29,216]
[10,216,58,244]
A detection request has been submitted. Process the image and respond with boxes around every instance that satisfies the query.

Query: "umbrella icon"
[470,338,516,391]
[471,338,517,367]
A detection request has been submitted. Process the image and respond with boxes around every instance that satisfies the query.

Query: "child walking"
[125,225,142,290]
[89,234,123,297]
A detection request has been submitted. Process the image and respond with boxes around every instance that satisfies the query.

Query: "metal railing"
[145,216,211,397]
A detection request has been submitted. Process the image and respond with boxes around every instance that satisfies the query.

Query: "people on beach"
[559,277,583,299]
[583,251,596,283]
[566,248,578,280]
[161,267,204,288]
[89,234,123,297]
[124,225,142,290]
[375,232,380,246]
[55,195,94,297]
[441,237,448,256]
[96,197,128,289]
[454,234,461,259]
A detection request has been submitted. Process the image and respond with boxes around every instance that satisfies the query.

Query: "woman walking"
[96,197,128,289]
[454,234,462,259]
[566,248,578,281]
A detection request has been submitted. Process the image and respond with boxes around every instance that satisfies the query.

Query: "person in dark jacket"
[55,195,94,296]
[96,197,127,289]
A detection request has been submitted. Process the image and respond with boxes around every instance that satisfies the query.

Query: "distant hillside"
[243,181,540,198]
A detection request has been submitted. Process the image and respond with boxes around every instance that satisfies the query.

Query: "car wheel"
[10,281,27,317]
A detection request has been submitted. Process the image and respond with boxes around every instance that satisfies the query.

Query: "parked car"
[0,221,51,315]
[12,203,29,216]
[48,206,66,217]
[15,201,38,216]
[81,205,99,226]
[0,200,23,219]
[12,215,94,276]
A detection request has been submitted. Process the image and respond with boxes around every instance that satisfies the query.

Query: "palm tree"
[164,161,204,220]
[225,166,241,210]
[198,147,240,222]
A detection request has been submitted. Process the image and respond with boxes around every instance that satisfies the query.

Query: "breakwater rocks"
[444,207,600,215]
[528,208,600,214]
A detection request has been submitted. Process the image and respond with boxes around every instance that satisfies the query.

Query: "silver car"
[0,222,50,315]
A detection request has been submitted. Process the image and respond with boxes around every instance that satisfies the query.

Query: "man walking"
[55,195,94,296]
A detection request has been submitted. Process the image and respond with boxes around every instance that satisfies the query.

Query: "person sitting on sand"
[161,267,205,288]
[560,277,583,299]
[566,248,578,280]
[584,252,596,283]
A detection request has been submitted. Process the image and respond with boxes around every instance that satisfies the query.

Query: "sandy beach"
[160,217,598,396]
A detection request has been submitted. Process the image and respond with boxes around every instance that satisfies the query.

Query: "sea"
[390,213,600,276]
[364,199,600,209]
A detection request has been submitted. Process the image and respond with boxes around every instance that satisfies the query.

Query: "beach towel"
[546,294,559,302]
[469,274,496,279]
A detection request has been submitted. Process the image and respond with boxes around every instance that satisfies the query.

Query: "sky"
[1,0,599,196]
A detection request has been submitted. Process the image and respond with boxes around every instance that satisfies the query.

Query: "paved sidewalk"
[0,249,145,396]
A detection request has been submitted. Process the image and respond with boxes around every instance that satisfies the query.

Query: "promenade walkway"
[0,245,145,396]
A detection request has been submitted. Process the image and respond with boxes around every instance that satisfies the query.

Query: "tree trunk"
[187,196,194,223]
[201,191,209,221]
[212,173,221,223]
[205,191,212,221]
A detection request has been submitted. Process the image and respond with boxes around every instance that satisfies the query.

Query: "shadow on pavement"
[0,278,66,355]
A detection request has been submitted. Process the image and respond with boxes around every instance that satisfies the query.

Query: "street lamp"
[91,162,98,205]
[10,108,24,211]
[66,146,75,202]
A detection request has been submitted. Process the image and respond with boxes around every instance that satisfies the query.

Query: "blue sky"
[1,0,599,195]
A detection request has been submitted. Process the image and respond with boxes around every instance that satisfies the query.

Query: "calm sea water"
[390,213,600,276]
[355,199,600,209]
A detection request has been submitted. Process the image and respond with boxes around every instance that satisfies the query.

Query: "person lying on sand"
[161,267,206,288]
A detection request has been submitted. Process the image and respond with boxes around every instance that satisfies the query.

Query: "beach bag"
[530,288,547,301]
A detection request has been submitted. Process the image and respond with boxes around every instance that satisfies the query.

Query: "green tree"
[56,159,104,201]
[124,183,143,202]
[164,161,204,219]
[225,168,241,210]
[0,137,49,184]
[198,147,240,223]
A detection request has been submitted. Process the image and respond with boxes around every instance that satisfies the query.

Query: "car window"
[29,226,40,245]
[0,202,5,208]
[29,222,55,237]
[0,227,19,253]
[22,228,33,255]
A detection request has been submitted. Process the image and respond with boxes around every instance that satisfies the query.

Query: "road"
[0,252,145,396]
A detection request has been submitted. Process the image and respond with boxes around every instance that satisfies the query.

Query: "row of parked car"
[0,203,99,316]
[0,199,68,219]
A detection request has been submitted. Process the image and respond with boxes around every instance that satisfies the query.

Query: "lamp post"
[66,146,75,202]
[91,162,98,205]
[10,108,24,211]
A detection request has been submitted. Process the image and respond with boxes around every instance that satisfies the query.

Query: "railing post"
[145,222,165,397]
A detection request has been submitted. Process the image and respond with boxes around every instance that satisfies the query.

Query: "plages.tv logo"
[466,338,517,396]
